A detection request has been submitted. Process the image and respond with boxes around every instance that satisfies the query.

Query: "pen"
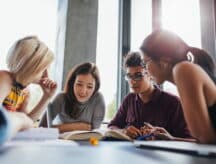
[136,133,154,140]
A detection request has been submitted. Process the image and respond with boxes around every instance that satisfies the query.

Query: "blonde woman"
[0,36,57,138]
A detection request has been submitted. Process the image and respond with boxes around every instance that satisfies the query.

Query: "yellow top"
[3,81,29,112]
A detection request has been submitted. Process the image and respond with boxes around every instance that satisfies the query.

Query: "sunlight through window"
[96,0,118,121]
[162,0,201,96]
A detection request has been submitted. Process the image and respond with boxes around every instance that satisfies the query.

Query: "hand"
[39,78,57,98]
[125,126,142,139]
[140,123,155,140]
[152,127,174,140]
[140,122,154,135]
[10,112,34,131]
[39,70,57,98]
[17,112,34,131]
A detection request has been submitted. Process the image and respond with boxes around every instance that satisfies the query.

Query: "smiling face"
[126,66,152,93]
[73,73,96,103]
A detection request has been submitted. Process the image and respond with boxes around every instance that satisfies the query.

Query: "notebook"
[134,141,216,157]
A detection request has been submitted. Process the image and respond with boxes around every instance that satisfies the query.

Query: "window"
[131,0,152,51]
[161,0,201,96]
[0,0,58,112]
[96,0,119,121]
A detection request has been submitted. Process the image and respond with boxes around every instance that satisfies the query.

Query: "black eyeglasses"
[125,72,146,81]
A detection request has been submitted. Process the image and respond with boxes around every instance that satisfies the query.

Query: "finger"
[142,129,152,135]
[40,78,47,85]
[126,130,134,138]
[50,82,57,88]
[154,133,170,140]
[130,126,142,136]
[143,122,154,128]
[135,129,142,136]
[42,80,50,88]
[41,79,56,88]
[126,131,136,139]
[46,80,54,88]
[154,127,166,133]
[127,128,138,136]
[127,129,140,138]
[126,126,142,137]
[140,126,151,131]
[42,70,49,78]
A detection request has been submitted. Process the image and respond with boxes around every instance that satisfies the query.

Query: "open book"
[59,129,132,141]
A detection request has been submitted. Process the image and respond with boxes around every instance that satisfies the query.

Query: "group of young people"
[0,29,216,145]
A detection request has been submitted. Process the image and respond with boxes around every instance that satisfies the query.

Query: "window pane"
[161,0,201,95]
[162,0,201,47]
[131,0,152,51]
[96,0,119,121]
[130,0,152,92]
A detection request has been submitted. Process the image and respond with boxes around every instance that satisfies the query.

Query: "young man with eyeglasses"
[108,51,191,140]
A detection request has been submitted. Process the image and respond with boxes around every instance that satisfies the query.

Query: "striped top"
[3,81,29,112]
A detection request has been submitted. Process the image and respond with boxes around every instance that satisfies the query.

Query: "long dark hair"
[64,62,100,118]
[140,29,216,83]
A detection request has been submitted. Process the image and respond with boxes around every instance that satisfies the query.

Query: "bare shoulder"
[172,61,216,105]
[173,61,200,76]
[0,70,13,103]
[0,70,13,85]
[172,61,203,84]
[173,62,216,105]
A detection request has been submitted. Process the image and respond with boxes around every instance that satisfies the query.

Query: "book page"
[104,129,132,141]
[60,130,103,140]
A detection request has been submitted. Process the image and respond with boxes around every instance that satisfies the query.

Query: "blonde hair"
[7,36,54,85]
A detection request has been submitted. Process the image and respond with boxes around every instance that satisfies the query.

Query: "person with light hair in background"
[39,62,105,133]
[140,29,216,144]
[0,36,57,144]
